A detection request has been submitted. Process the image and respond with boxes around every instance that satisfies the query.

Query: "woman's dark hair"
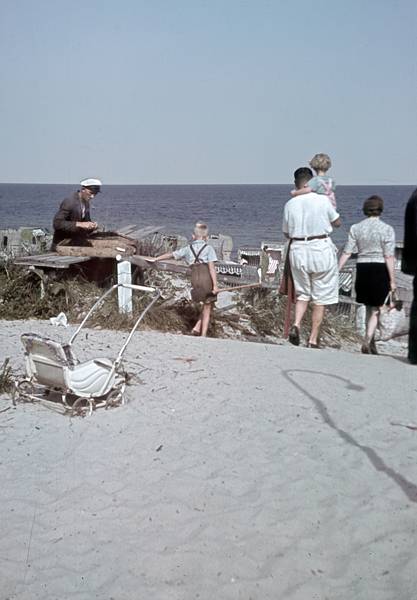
[363,195,384,216]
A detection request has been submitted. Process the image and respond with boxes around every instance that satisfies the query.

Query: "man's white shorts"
[289,238,339,305]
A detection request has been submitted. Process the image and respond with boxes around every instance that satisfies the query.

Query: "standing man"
[282,167,341,347]
[402,188,417,364]
[51,178,102,250]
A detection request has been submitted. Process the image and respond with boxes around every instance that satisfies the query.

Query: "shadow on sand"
[282,368,417,503]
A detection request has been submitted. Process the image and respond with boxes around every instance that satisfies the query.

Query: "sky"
[0,0,416,185]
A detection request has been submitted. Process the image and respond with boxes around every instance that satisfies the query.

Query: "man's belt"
[290,234,329,241]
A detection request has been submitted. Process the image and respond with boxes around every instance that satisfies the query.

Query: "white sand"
[1,319,417,599]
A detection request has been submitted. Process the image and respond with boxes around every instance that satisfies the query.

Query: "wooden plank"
[13,253,92,268]
[130,255,190,275]
[56,245,136,258]
[128,255,263,285]
[117,224,165,238]
[14,253,57,261]
[56,255,92,264]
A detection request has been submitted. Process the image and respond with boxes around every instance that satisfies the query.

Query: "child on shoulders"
[151,222,219,337]
[291,153,337,208]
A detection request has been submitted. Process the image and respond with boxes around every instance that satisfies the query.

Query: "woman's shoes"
[191,329,201,336]
[307,342,320,349]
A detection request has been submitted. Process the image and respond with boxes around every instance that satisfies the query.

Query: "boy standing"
[151,223,219,337]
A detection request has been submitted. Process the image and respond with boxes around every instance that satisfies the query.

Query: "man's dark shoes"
[361,338,378,355]
[289,325,300,346]
[307,342,320,349]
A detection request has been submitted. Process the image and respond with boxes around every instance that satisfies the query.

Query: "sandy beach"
[1,319,416,599]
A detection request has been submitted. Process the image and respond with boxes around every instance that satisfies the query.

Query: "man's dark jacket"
[51,192,91,250]
[402,188,417,276]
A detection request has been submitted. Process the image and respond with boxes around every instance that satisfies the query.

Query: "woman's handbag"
[377,292,409,340]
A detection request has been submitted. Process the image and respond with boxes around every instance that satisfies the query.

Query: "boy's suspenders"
[190,243,208,264]
[189,243,213,303]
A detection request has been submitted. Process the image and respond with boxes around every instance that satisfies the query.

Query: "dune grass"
[0,263,359,345]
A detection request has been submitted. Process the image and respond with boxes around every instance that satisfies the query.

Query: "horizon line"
[0,181,415,187]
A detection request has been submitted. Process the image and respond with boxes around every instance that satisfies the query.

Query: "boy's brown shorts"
[190,262,216,304]
[191,287,217,304]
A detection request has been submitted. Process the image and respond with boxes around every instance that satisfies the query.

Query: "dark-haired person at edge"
[282,167,341,348]
[401,188,417,364]
[339,195,396,354]
[51,178,102,251]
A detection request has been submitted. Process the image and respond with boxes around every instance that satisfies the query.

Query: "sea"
[0,183,414,252]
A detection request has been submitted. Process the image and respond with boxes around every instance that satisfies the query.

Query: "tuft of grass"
[0,264,104,321]
[238,286,361,346]
[238,287,286,336]
[0,359,13,395]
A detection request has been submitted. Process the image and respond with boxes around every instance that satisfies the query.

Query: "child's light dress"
[309,175,336,208]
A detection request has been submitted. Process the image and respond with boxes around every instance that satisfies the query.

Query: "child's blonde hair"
[309,153,332,173]
[194,222,209,238]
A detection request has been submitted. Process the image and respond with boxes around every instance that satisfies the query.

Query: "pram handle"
[68,283,159,346]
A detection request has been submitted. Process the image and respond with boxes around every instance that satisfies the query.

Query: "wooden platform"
[13,253,92,269]
[13,251,264,288]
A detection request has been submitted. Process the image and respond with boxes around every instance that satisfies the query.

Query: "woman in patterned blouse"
[338,195,396,354]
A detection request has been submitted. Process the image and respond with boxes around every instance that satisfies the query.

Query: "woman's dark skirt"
[355,262,390,307]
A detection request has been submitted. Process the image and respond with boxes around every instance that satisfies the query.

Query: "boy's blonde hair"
[194,222,209,238]
[309,153,332,172]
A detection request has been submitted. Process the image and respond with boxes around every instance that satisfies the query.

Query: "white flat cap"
[80,178,102,187]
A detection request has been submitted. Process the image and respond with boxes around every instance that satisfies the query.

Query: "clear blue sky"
[0,0,416,184]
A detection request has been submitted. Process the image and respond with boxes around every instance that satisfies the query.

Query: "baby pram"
[14,283,160,416]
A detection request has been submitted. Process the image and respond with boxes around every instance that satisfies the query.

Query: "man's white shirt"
[282,192,339,238]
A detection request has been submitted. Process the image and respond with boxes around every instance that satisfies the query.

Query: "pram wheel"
[105,388,124,409]
[71,397,94,417]
[15,379,35,403]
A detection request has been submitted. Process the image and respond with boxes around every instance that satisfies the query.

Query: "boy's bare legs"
[191,305,211,336]
[200,303,212,337]
[192,301,215,336]
[191,319,202,335]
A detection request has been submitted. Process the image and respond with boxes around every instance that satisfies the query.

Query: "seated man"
[51,178,102,250]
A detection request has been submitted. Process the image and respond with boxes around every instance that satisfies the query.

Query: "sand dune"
[1,319,416,599]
